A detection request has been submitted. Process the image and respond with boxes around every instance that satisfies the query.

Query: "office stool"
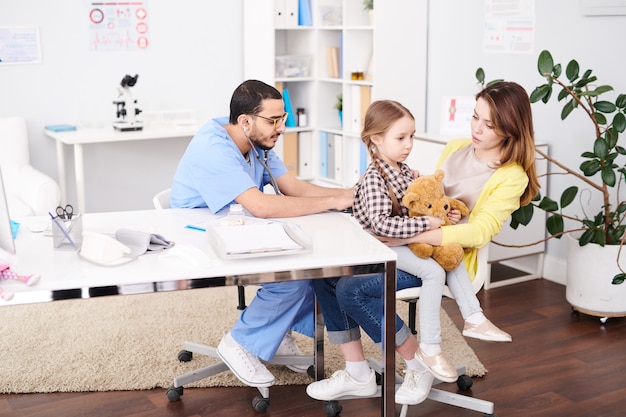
[165,286,316,412]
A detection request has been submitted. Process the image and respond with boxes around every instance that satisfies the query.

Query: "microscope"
[113,74,143,131]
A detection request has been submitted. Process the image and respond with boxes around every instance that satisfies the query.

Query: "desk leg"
[55,140,67,205]
[382,260,396,417]
[314,298,325,381]
[74,144,86,213]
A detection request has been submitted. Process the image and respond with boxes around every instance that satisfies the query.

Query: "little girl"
[308,100,465,405]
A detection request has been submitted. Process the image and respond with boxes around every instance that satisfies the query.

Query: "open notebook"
[207,218,311,259]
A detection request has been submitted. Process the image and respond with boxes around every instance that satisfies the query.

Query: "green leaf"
[561,99,575,119]
[594,112,607,125]
[565,59,579,82]
[613,112,626,133]
[593,137,609,157]
[553,63,562,78]
[612,273,626,285]
[579,229,595,245]
[580,159,601,176]
[560,186,578,208]
[601,166,616,186]
[546,214,564,237]
[538,196,558,212]
[594,85,614,95]
[511,204,534,226]
[537,50,554,77]
[616,94,626,109]
[594,101,616,113]
[530,85,550,103]
[476,68,485,84]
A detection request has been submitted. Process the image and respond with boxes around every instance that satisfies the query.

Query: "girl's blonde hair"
[476,81,540,206]
[361,100,414,185]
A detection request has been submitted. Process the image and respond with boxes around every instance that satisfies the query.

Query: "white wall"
[3,0,625,281]
[425,0,626,283]
[0,0,243,212]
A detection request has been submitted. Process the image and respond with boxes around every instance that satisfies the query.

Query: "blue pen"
[185,224,206,232]
[49,212,78,249]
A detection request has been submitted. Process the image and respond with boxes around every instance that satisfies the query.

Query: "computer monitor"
[0,167,16,255]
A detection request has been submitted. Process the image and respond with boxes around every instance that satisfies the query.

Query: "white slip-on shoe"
[306,369,377,401]
[395,368,434,405]
[415,348,458,383]
[463,319,512,342]
[216,331,275,387]
[275,331,309,373]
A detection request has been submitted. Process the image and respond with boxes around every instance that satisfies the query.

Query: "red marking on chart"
[136,8,147,20]
[136,22,148,34]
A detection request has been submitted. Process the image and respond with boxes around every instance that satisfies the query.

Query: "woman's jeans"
[313,248,482,349]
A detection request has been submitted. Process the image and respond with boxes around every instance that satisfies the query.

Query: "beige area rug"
[0,286,486,393]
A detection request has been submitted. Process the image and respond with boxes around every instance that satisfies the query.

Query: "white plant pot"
[566,234,626,317]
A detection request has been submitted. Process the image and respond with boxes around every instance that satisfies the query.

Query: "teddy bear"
[401,169,470,271]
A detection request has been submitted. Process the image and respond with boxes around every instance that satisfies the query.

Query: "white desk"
[44,125,198,213]
[6,209,398,416]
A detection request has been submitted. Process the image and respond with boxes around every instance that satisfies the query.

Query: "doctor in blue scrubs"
[170,79,353,388]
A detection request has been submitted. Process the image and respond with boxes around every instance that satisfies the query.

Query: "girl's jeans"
[313,246,482,349]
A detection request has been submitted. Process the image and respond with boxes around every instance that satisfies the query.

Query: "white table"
[44,125,198,213]
[6,209,398,416]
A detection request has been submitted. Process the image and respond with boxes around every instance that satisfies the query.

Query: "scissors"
[56,204,74,220]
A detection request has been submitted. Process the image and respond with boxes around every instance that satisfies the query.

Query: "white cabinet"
[243,0,428,187]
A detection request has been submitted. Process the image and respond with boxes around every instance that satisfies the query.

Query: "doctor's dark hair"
[229,80,283,124]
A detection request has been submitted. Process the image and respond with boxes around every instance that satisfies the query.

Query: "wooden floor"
[2,278,625,417]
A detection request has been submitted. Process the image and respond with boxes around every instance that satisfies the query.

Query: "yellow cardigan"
[437,139,529,280]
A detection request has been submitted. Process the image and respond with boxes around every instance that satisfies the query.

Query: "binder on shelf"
[350,84,372,133]
[282,88,297,127]
[359,140,368,175]
[298,0,312,26]
[327,134,336,180]
[332,134,343,182]
[282,131,298,176]
[298,131,313,178]
[319,131,328,178]
[326,47,340,78]
[274,0,299,28]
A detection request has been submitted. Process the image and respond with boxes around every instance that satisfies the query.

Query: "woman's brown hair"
[476,81,540,206]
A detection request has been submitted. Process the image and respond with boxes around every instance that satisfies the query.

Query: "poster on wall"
[0,27,41,65]
[87,1,150,51]
[440,96,475,136]
[483,0,535,54]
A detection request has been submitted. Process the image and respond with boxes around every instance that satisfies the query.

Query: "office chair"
[153,189,314,413]
[0,117,61,216]
[360,246,495,417]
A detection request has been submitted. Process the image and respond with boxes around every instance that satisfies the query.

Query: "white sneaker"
[216,332,275,387]
[275,331,309,373]
[306,369,377,401]
[395,368,434,405]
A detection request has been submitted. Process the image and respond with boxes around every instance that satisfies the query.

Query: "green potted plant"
[334,93,343,126]
[363,0,374,11]
[478,50,626,317]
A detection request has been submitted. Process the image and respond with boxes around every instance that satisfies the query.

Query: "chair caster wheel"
[177,349,192,362]
[252,395,270,413]
[166,385,183,402]
[307,365,316,379]
[457,374,473,390]
[325,400,342,417]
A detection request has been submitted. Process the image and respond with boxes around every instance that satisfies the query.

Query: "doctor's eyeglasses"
[254,112,288,129]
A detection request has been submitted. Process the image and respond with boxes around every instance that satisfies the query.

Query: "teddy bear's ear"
[402,191,420,208]
[434,169,445,181]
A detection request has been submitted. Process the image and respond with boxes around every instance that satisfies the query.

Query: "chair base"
[166,340,315,413]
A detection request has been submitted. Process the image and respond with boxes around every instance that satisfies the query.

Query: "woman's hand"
[447,208,462,225]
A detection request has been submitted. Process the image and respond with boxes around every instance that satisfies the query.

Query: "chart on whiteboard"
[87,1,150,51]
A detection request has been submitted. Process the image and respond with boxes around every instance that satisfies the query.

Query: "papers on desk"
[207,219,311,259]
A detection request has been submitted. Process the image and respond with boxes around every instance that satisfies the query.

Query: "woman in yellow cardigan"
[306,81,541,405]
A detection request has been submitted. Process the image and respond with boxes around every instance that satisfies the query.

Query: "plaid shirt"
[353,160,430,238]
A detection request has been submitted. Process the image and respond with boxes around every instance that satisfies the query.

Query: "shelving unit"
[243,0,429,188]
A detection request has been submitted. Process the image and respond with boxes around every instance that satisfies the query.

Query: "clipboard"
[207,219,312,260]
